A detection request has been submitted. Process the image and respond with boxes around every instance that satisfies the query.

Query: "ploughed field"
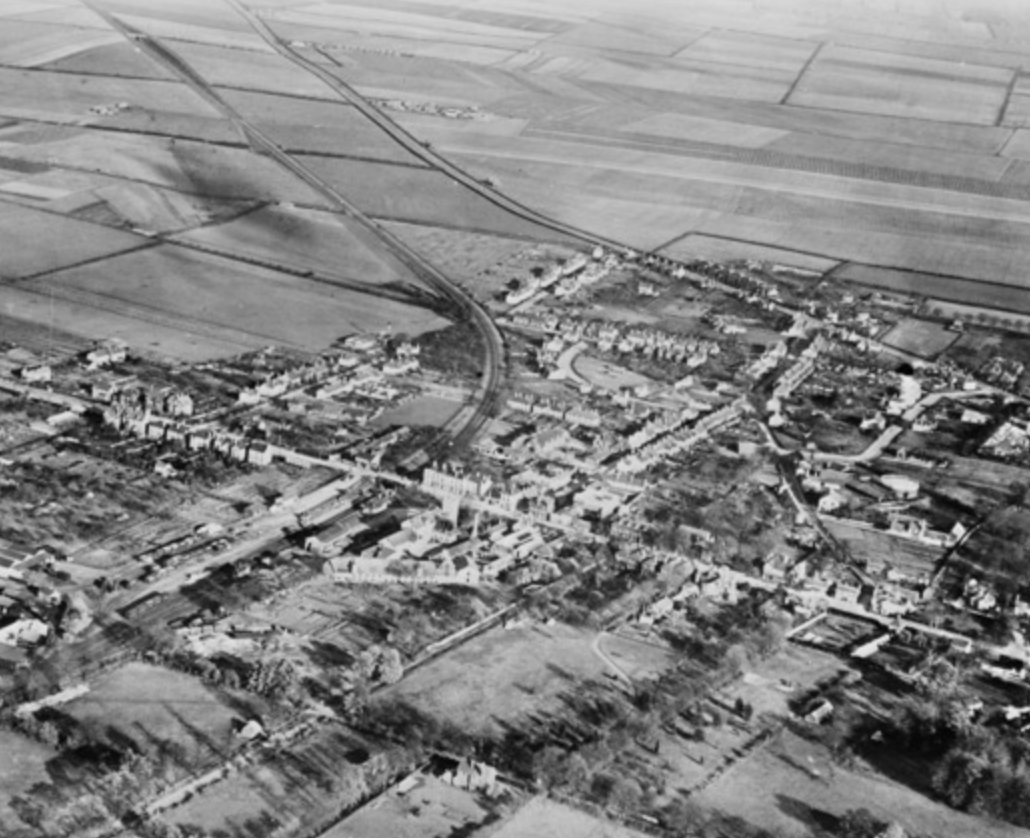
[5,0,1030,359]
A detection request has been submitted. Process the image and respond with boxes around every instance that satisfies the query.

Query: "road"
[83,1,505,459]
[228,0,623,253]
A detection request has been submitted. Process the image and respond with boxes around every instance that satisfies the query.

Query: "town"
[3,235,1030,838]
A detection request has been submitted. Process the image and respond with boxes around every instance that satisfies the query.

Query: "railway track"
[226,0,625,252]
[81,1,507,455]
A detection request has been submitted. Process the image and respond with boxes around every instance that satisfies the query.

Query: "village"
[2,240,1030,837]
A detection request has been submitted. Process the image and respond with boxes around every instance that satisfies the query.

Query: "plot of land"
[662,235,838,273]
[0,202,146,278]
[385,622,609,734]
[835,264,1030,314]
[177,204,417,286]
[66,663,251,764]
[321,773,490,838]
[790,45,1010,125]
[374,394,463,428]
[880,318,959,358]
[573,355,654,391]
[696,728,1017,838]
[18,244,445,361]
[0,729,56,826]
[490,797,648,838]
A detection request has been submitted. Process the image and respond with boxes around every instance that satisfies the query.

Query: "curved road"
[84,1,505,455]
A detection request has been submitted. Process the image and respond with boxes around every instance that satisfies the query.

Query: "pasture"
[880,318,959,358]
[65,663,256,767]
[488,797,650,838]
[384,622,610,734]
[16,244,445,361]
[696,728,1017,838]
[178,204,416,286]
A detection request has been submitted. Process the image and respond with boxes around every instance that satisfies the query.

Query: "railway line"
[226,0,625,253]
[82,1,507,457]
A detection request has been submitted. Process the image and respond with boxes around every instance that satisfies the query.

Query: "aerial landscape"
[6,0,1030,837]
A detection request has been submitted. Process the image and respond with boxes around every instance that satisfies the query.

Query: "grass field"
[42,40,177,80]
[384,622,609,734]
[489,797,649,838]
[880,318,959,358]
[298,154,575,240]
[321,773,490,838]
[661,235,838,273]
[17,244,445,361]
[573,355,654,391]
[373,394,463,428]
[835,264,1030,314]
[177,204,417,286]
[0,202,146,278]
[66,663,252,765]
[696,728,1017,838]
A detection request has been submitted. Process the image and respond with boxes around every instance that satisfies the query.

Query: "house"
[0,540,51,580]
[18,364,51,383]
[431,755,499,795]
[802,698,834,724]
[247,442,273,466]
[0,618,49,647]
[85,338,128,369]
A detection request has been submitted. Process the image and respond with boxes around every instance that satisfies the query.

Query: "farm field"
[662,235,838,273]
[834,264,1030,314]
[18,244,446,361]
[880,318,959,359]
[176,204,419,286]
[381,221,544,289]
[66,663,259,765]
[489,797,649,838]
[695,728,1018,838]
[384,622,610,734]
[0,202,146,278]
[297,154,575,240]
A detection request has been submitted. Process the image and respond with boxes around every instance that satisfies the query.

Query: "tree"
[534,745,569,788]
[836,808,886,838]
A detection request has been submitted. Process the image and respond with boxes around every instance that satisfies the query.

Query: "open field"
[66,663,257,765]
[834,264,1030,314]
[12,244,445,361]
[373,394,463,428]
[573,355,654,391]
[927,299,1030,331]
[880,318,959,358]
[298,154,575,240]
[696,728,1018,838]
[177,204,418,286]
[42,40,177,80]
[489,797,649,838]
[321,773,491,838]
[789,44,1011,125]
[662,235,838,273]
[0,65,218,121]
[0,202,146,278]
[382,222,541,288]
[385,622,610,734]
